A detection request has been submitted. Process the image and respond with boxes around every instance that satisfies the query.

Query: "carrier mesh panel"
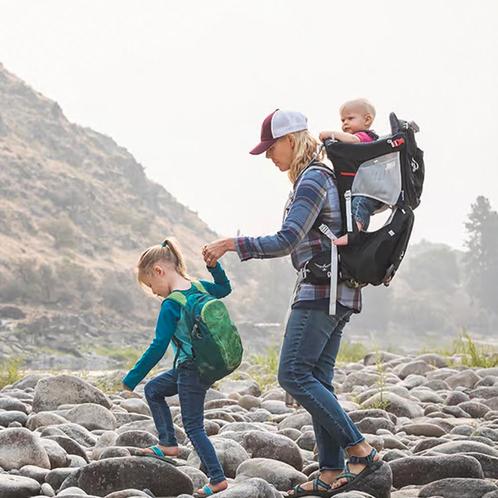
[351,151,402,206]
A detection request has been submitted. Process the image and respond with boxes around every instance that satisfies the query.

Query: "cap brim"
[249,138,277,155]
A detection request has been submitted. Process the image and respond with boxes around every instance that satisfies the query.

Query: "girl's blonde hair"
[288,130,325,185]
[137,237,189,283]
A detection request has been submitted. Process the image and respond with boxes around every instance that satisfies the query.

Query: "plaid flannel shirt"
[235,164,362,312]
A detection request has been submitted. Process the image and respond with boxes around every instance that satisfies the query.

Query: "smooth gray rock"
[40,482,55,496]
[57,487,88,496]
[211,477,281,498]
[0,397,29,413]
[187,437,249,479]
[238,395,261,411]
[463,452,498,478]
[43,435,89,462]
[398,360,434,379]
[39,438,69,468]
[236,457,306,492]
[99,447,131,459]
[115,430,158,448]
[18,464,50,483]
[401,423,446,437]
[75,456,193,496]
[0,473,41,498]
[175,465,208,490]
[104,490,151,498]
[65,403,116,431]
[361,392,424,419]
[241,430,303,471]
[389,454,483,488]
[45,467,79,491]
[32,376,111,412]
[415,353,449,368]
[278,411,312,431]
[357,417,395,434]
[445,370,481,389]
[217,379,261,397]
[419,478,497,498]
[45,423,97,447]
[0,428,50,470]
[296,430,316,451]
[119,399,151,416]
[26,412,68,430]
[425,440,498,457]
[445,391,470,406]
[0,411,28,426]
[459,401,491,418]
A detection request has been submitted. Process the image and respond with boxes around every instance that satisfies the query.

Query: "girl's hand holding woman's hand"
[202,238,235,267]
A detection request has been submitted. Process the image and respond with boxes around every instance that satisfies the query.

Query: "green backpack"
[167,281,243,386]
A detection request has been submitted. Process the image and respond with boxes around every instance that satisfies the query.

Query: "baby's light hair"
[340,98,376,119]
[137,237,189,284]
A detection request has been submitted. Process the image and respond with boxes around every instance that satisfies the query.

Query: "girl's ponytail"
[161,238,189,279]
[137,237,190,283]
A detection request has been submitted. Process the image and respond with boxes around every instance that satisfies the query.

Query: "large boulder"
[0,428,50,470]
[26,412,68,430]
[278,411,313,431]
[425,440,498,457]
[241,430,303,471]
[217,379,261,397]
[187,437,249,478]
[0,396,29,413]
[65,403,116,431]
[0,474,41,498]
[419,478,497,498]
[389,454,484,488]
[32,375,111,412]
[73,456,193,496]
[236,457,307,492]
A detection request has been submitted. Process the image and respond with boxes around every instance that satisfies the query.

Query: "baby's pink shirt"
[354,131,375,143]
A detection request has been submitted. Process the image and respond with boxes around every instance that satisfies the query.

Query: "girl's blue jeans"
[278,305,365,471]
[144,360,225,484]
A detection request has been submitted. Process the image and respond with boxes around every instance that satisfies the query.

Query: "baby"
[319,98,381,245]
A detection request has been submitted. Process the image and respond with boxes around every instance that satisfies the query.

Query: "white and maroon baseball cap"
[250,109,308,155]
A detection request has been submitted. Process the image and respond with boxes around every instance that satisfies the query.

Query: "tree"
[464,196,498,318]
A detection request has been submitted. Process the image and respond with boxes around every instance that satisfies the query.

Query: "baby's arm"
[319,130,361,143]
[122,301,181,390]
[200,262,232,298]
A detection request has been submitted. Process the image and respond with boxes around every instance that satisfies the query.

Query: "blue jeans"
[278,305,365,471]
[352,196,383,230]
[144,360,225,484]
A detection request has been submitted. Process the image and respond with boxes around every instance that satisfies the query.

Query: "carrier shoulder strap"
[166,291,187,307]
[191,281,208,294]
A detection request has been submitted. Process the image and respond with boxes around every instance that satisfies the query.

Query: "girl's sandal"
[326,448,382,497]
[193,484,217,497]
[286,477,332,497]
[143,445,179,466]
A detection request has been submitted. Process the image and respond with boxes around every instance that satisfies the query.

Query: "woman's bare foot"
[142,444,179,457]
[331,442,380,490]
[195,479,228,496]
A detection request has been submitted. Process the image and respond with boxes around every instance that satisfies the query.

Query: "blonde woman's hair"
[137,237,189,284]
[288,130,325,184]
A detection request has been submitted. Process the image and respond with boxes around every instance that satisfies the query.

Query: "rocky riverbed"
[1,352,498,498]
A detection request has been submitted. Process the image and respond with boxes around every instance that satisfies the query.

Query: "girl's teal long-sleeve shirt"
[123,262,231,390]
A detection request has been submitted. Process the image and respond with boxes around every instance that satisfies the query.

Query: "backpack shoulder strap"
[166,291,187,307]
[191,281,208,294]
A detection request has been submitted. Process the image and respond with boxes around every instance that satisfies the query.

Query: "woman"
[203,109,383,497]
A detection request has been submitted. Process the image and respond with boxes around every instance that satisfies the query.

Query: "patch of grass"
[0,356,24,389]
[247,346,280,392]
[337,340,368,364]
[371,351,390,410]
[423,330,498,368]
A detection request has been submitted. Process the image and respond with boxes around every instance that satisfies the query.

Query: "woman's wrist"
[225,238,236,252]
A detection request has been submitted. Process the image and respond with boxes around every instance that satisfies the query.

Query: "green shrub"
[337,340,368,364]
[0,356,24,389]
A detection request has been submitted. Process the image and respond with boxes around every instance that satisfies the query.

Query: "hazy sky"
[1,1,497,249]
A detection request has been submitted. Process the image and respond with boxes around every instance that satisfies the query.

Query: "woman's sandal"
[326,448,382,497]
[286,477,332,497]
[143,445,179,466]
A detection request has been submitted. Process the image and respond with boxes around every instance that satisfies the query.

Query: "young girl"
[122,238,230,497]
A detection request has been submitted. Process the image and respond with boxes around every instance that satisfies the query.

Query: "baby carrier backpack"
[302,113,424,314]
[167,282,243,385]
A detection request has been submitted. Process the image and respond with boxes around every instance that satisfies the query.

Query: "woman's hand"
[202,238,235,266]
